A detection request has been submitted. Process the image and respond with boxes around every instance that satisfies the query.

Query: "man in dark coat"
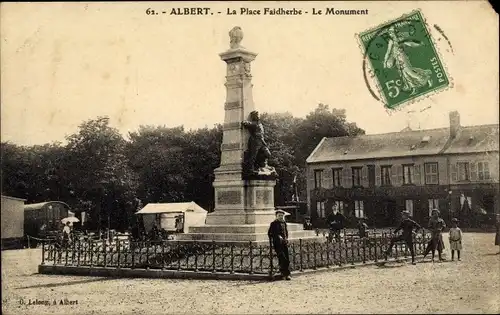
[268,209,291,280]
[327,206,345,241]
[385,210,422,264]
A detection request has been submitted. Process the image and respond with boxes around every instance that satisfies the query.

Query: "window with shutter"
[381,166,392,186]
[375,165,381,186]
[396,165,403,186]
[424,162,439,184]
[413,164,421,185]
[470,162,477,181]
[352,167,362,187]
[451,163,458,182]
[477,162,490,180]
[314,170,323,188]
[391,166,397,185]
[457,162,469,181]
[361,166,368,187]
[332,168,343,187]
[345,167,353,187]
[342,168,350,187]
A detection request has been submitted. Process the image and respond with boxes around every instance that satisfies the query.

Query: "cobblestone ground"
[2,233,499,314]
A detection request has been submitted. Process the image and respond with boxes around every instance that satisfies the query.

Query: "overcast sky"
[1,1,498,146]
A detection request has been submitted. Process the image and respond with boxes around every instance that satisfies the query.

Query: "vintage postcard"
[1,1,499,315]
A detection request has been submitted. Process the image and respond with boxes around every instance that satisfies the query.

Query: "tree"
[291,104,365,202]
[65,117,138,231]
[260,112,303,205]
[126,124,223,211]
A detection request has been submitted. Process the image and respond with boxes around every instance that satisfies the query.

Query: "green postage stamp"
[358,10,451,110]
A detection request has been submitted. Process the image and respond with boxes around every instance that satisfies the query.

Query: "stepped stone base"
[176,223,319,242]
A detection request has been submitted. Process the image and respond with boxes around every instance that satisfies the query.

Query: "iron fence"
[41,231,431,277]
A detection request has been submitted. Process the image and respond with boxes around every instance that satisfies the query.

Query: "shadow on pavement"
[483,253,500,256]
[17,277,119,290]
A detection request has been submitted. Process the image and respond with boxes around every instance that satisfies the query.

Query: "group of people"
[268,207,500,280]
[383,208,460,265]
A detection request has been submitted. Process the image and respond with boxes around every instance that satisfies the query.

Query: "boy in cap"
[268,209,291,280]
[384,210,422,265]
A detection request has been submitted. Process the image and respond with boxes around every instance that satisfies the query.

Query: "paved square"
[2,233,499,314]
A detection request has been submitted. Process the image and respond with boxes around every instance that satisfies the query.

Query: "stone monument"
[177,27,316,242]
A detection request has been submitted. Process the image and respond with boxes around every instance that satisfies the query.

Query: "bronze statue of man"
[241,111,271,174]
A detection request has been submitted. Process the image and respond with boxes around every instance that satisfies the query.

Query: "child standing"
[495,214,500,254]
[449,218,463,261]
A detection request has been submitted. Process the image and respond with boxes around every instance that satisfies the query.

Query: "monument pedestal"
[177,177,318,242]
[177,26,318,243]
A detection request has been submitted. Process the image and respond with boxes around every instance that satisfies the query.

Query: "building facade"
[306,112,499,228]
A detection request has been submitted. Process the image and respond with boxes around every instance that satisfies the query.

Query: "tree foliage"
[1,104,363,229]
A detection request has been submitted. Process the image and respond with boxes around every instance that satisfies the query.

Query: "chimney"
[449,111,460,138]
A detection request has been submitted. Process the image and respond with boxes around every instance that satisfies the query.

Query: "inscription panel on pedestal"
[217,190,242,205]
[221,143,241,151]
[255,189,272,206]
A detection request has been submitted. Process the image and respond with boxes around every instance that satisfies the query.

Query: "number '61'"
[385,79,402,98]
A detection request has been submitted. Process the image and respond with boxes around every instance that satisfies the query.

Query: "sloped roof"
[24,201,71,211]
[1,195,26,202]
[136,202,207,215]
[445,124,499,154]
[306,124,499,163]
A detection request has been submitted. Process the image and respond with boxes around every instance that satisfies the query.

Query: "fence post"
[212,240,216,273]
[338,240,343,266]
[299,239,303,272]
[104,241,108,268]
[41,241,45,265]
[117,240,121,269]
[131,241,135,269]
[177,241,181,271]
[350,235,355,265]
[65,243,69,266]
[90,240,94,268]
[362,236,366,264]
[268,238,274,279]
[312,242,317,270]
[374,233,378,263]
[230,243,234,274]
[76,240,81,267]
[162,240,166,270]
[145,241,150,270]
[153,241,157,268]
[195,241,199,272]
[332,242,337,266]
[344,236,349,265]
[249,241,254,274]
[326,241,330,268]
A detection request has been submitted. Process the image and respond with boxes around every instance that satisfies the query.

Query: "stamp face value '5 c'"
[359,10,450,109]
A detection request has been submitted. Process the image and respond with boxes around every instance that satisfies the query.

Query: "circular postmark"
[360,11,453,111]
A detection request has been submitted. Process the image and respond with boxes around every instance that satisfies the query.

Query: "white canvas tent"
[135,202,208,233]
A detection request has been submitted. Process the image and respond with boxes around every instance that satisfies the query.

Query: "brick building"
[306,111,499,228]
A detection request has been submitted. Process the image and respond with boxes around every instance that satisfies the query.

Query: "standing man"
[268,209,291,280]
[327,204,345,241]
[384,210,422,265]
